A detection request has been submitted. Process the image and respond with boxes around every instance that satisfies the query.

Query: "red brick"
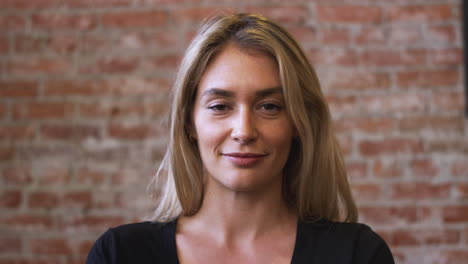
[354,27,385,45]
[44,79,109,96]
[0,146,14,161]
[288,26,317,46]
[147,100,170,118]
[47,34,79,54]
[372,159,404,179]
[360,49,426,66]
[396,69,459,88]
[12,102,74,120]
[32,13,97,31]
[40,124,100,140]
[0,80,39,97]
[67,0,133,7]
[387,26,423,45]
[30,238,71,255]
[360,138,424,156]
[317,4,382,23]
[0,35,8,55]
[410,159,440,178]
[142,54,181,72]
[134,0,197,4]
[392,228,460,246]
[0,258,61,264]
[0,125,35,140]
[84,29,177,54]
[92,191,122,209]
[80,57,139,74]
[451,161,468,177]
[172,7,230,25]
[79,240,95,255]
[6,57,70,75]
[429,48,463,66]
[114,77,170,95]
[336,135,352,157]
[325,95,358,116]
[102,11,168,28]
[0,15,26,31]
[359,205,427,225]
[0,190,22,208]
[0,0,63,9]
[362,93,425,114]
[245,6,308,24]
[108,123,154,139]
[308,48,358,66]
[27,192,60,209]
[82,145,130,162]
[324,71,391,91]
[345,161,367,180]
[392,230,419,246]
[351,183,381,200]
[0,236,21,254]
[0,214,53,229]
[442,250,468,263]
[79,100,146,119]
[77,168,106,184]
[69,256,89,264]
[334,117,396,134]
[432,91,464,112]
[386,4,453,22]
[147,30,180,49]
[427,25,457,44]
[455,183,468,199]
[2,167,31,184]
[320,28,350,45]
[443,205,468,223]
[111,168,141,185]
[14,34,47,54]
[63,191,92,208]
[429,139,468,154]
[37,167,69,185]
[391,183,450,199]
[0,104,5,120]
[65,215,124,230]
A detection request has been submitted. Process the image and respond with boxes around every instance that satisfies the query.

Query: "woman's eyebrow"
[200,88,234,98]
[200,86,283,99]
[255,87,283,98]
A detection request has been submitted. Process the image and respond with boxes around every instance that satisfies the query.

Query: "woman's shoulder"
[86,220,178,264]
[295,219,394,264]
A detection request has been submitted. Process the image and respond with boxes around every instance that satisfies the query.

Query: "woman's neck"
[178,176,297,246]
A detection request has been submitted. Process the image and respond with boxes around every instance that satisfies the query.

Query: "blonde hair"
[149,13,357,223]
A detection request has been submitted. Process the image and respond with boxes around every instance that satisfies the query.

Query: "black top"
[86,219,394,264]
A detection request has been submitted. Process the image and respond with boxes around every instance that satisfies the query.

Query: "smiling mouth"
[222,152,268,167]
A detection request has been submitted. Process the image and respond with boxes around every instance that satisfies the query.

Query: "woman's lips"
[222,153,267,167]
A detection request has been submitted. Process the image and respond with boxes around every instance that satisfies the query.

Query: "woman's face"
[192,44,295,193]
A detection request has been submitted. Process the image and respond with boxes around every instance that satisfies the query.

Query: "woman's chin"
[209,172,281,194]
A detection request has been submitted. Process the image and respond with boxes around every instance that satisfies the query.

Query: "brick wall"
[0,0,466,263]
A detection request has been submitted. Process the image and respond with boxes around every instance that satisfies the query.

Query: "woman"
[87,13,394,263]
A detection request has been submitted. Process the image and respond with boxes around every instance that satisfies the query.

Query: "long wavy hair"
[148,13,357,223]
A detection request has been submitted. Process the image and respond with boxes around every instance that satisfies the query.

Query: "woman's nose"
[231,108,258,144]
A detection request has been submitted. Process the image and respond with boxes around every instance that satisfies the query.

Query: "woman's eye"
[260,103,281,112]
[208,104,229,112]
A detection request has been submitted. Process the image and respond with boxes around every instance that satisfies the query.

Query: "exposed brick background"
[0,0,466,263]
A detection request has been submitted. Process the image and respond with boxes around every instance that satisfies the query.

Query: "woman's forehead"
[197,44,281,96]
